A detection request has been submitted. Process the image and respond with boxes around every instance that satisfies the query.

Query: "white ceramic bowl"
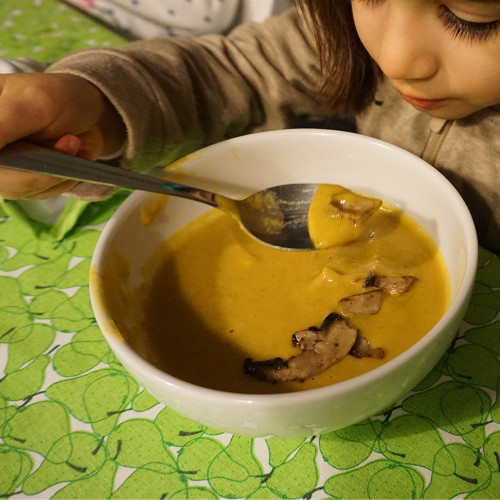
[90,129,477,437]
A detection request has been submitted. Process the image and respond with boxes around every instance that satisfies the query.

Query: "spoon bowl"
[221,183,317,249]
[0,141,317,249]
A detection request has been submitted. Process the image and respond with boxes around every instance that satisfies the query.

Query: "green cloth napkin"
[0,198,90,241]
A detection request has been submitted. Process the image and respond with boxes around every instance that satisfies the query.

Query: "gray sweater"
[49,8,500,251]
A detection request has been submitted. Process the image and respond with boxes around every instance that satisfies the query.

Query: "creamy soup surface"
[102,189,450,394]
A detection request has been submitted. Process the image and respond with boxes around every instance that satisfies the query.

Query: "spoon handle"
[0,142,218,206]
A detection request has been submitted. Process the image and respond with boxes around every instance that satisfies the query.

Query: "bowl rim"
[90,128,478,406]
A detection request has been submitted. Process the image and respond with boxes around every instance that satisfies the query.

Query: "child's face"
[351,0,500,119]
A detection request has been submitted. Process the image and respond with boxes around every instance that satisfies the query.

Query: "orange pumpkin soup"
[103,188,450,394]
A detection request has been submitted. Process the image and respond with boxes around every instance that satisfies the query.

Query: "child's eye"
[438,5,500,42]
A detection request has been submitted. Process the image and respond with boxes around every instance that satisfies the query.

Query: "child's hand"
[0,134,91,199]
[0,72,124,200]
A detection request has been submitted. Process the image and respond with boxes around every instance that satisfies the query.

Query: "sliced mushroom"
[328,192,382,224]
[374,276,416,295]
[243,313,358,382]
[339,289,383,315]
[291,326,320,350]
[350,335,385,359]
[363,273,377,288]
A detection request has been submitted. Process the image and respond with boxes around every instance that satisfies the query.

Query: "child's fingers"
[53,134,82,156]
[0,132,103,200]
[0,73,106,149]
[40,131,104,161]
[0,134,83,200]
[38,131,103,160]
[0,166,77,200]
[74,128,105,160]
[18,179,78,200]
[0,88,44,149]
[0,73,114,200]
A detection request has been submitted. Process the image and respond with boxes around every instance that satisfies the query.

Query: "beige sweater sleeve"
[48,9,326,182]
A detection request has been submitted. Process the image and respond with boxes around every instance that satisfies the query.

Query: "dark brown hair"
[295,0,380,114]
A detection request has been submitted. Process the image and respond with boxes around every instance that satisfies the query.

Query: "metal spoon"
[0,142,317,250]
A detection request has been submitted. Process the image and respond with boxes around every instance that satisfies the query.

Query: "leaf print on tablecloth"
[475,249,500,287]
[18,253,72,295]
[170,486,219,499]
[319,419,383,470]
[483,431,500,475]
[0,276,31,334]
[266,437,306,468]
[28,290,69,320]
[46,369,139,436]
[402,382,492,448]
[0,243,9,267]
[156,406,221,448]
[266,441,319,499]
[56,257,91,289]
[208,436,263,498]
[465,320,500,357]
[107,419,177,468]
[111,462,187,499]
[0,237,65,272]
[51,459,117,499]
[53,325,112,377]
[0,216,38,253]
[464,282,500,325]
[0,396,16,429]
[64,229,102,259]
[324,459,425,499]
[467,473,500,499]
[177,437,225,481]
[424,443,491,499]
[379,415,448,469]
[0,355,50,401]
[29,289,95,332]
[131,389,160,412]
[492,379,500,424]
[465,431,500,498]
[5,324,55,373]
[247,486,282,499]
[0,445,33,497]
[445,344,500,390]
[2,401,70,456]
[53,287,95,332]
[22,431,107,495]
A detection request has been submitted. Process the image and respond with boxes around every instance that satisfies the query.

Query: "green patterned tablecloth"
[0,0,125,64]
[1,1,500,499]
[1,195,499,500]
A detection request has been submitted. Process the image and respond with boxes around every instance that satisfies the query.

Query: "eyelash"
[437,6,500,42]
[353,1,500,42]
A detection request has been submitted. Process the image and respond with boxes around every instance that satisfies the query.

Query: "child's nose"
[376,16,439,81]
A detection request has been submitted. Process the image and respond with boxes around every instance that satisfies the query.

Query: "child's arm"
[0,8,323,201]
[46,9,324,177]
[0,72,125,200]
